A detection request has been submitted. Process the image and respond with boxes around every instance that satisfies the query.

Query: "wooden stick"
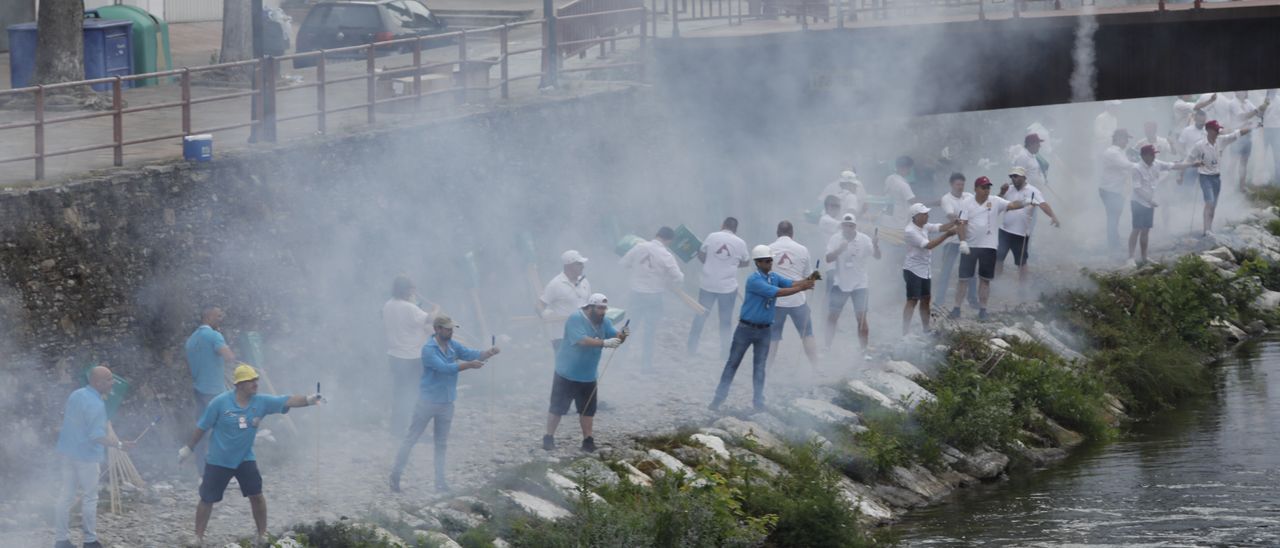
[673,288,708,315]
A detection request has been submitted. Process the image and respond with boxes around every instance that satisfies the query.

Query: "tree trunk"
[220,0,253,63]
[34,0,86,85]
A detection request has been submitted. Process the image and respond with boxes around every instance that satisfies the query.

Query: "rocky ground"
[5,205,1279,548]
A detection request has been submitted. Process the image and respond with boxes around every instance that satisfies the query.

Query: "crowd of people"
[48,90,1280,547]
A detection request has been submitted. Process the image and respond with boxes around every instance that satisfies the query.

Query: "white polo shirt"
[819,214,842,238]
[958,195,1011,250]
[382,299,430,360]
[1000,184,1045,237]
[540,272,591,319]
[902,222,942,279]
[698,230,748,294]
[939,190,971,246]
[883,174,916,227]
[826,231,875,292]
[769,236,812,308]
[1099,145,1133,194]
[620,239,684,294]
[1178,125,1206,157]
[1186,132,1242,176]
[1132,160,1175,207]
[1012,147,1047,188]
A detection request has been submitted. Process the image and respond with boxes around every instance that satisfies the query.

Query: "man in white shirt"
[620,226,685,370]
[997,167,1061,295]
[934,173,978,308]
[901,203,958,335]
[1128,144,1198,265]
[1185,120,1254,236]
[882,156,919,230]
[824,213,880,356]
[1173,93,1215,132]
[1136,121,1176,228]
[688,218,749,360]
[1177,110,1210,211]
[1098,129,1134,251]
[949,177,1029,321]
[1225,91,1269,191]
[1265,90,1280,185]
[1011,133,1048,189]
[382,275,435,437]
[819,170,867,217]
[538,250,592,352]
[767,221,819,367]
[1094,101,1120,150]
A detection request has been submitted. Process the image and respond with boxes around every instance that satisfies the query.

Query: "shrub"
[914,360,1020,451]
[743,442,876,548]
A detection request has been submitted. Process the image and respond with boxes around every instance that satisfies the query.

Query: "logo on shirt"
[715,243,730,257]
[778,252,792,265]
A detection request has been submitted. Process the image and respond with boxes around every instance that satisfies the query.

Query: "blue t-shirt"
[420,337,482,404]
[554,310,620,382]
[197,391,290,469]
[740,270,793,325]
[56,386,108,463]
[185,325,229,395]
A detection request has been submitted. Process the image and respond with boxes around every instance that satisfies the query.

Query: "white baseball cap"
[1008,166,1027,177]
[561,250,589,265]
[585,293,608,306]
[839,170,858,184]
[750,245,773,260]
[909,203,931,216]
[841,213,857,224]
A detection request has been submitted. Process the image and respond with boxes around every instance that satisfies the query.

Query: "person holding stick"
[619,226,684,370]
[901,204,959,335]
[824,213,880,357]
[54,366,129,548]
[1127,144,1199,265]
[537,250,592,354]
[383,275,436,439]
[1187,119,1255,236]
[184,305,237,476]
[390,314,499,494]
[178,364,323,546]
[543,293,627,452]
[996,166,1061,298]
[710,245,816,412]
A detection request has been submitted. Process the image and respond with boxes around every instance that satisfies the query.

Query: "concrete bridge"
[655,0,1280,117]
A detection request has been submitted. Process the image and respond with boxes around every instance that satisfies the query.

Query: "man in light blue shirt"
[54,366,126,548]
[390,314,500,493]
[543,293,628,453]
[178,364,323,546]
[710,245,815,411]
[184,305,237,475]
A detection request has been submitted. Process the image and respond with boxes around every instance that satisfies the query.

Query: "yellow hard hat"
[233,364,260,384]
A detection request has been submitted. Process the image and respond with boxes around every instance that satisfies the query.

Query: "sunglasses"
[755,258,774,263]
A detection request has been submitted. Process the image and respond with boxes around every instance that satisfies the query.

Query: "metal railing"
[558,0,646,58]
[0,9,646,182]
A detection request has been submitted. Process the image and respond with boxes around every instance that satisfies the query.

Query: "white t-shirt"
[1094,111,1117,147]
[1229,98,1258,131]
[698,230,748,294]
[1136,136,1178,187]
[1099,145,1133,194]
[826,231,875,291]
[1132,159,1175,207]
[940,191,972,221]
[1173,97,1196,131]
[883,174,916,227]
[819,182,867,214]
[1011,147,1047,188]
[958,195,1011,250]
[769,236,812,308]
[1263,91,1280,128]
[540,272,591,319]
[1177,125,1206,157]
[1000,184,1045,237]
[819,214,841,238]
[903,222,942,279]
[1186,131,1242,176]
[382,298,430,360]
[620,239,684,294]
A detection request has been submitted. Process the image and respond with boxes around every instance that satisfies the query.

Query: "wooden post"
[112,77,123,167]
[316,52,327,134]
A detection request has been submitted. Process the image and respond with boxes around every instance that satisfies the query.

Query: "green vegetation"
[290,520,443,547]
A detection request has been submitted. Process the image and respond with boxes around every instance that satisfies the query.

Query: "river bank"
[230,203,1280,547]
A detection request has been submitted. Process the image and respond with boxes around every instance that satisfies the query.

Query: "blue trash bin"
[8,19,133,91]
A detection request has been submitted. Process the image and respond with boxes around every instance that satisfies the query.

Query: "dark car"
[293,0,448,68]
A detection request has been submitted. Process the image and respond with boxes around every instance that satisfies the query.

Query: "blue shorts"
[771,304,814,341]
[1199,173,1222,204]
[199,460,263,503]
[828,287,868,315]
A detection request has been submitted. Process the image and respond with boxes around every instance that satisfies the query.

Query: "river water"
[894,336,1280,547]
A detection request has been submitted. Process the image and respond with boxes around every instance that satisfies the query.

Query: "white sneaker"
[1123,259,1137,269]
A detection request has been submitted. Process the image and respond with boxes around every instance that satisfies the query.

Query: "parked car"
[293,0,448,68]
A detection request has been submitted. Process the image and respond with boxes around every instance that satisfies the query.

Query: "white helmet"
[751,245,773,260]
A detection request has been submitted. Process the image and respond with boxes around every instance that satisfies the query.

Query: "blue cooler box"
[183,134,212,162]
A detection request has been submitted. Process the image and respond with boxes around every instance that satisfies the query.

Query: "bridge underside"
[654,3,1280,118]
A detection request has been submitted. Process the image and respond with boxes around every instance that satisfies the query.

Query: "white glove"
[306,393,326,406]
[178,446,192,463]
[959,241,971,255]
[602,338,623,349]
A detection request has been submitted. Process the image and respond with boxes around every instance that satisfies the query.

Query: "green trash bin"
[80,365,131,420]
[85,5,172,87]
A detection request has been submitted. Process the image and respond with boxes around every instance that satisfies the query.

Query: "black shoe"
[542,435,555,451]
[978,309,988,321]
[581,437,597,452]
[54,541,74,548]
[948,307,961,319]
[82,542,103,548]
[389,473,401,493]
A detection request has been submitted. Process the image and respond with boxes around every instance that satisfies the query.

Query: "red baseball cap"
[974,176,992,188]
[1205,120,1223,132]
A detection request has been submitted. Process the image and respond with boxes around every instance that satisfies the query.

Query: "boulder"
[566,458,620,488]
[988,337,1011,351]
[713,416,788,452]
[995,326,1034,343]
[727,447,786,478]
[1247,319,1268,335]
[1032,411,1085,448]
[1029,321,1086,363]
[954,449,1008,480]
[647,449,695,476]
[935,468,978,489]
[844,380,904,411]
[420,531,462,548]
[862,370,934,409]
[887,465,951,502]
[785,398,861,427]
[883,360,926,379]
[1204,246,1236,263]
[617,461,652,487]
[871,483,929,509]
[545,470,605,504]
[501,490,572,521]
[1210,318,1247,343]
[835,477,895,524]
[689,433,731,461]
[1254,289,1280,313]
